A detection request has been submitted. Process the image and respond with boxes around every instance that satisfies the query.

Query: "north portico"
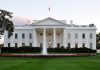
[4,17,97,51]
[31,17,67,48]
[33,28,66,48]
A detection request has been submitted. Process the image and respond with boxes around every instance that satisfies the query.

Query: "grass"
[0,54,100,70]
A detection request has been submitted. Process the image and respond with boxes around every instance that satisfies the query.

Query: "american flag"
[48,6,50,11]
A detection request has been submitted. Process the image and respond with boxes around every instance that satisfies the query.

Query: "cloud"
[12,16,33,25]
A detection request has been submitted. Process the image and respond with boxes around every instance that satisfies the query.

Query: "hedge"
[1,47,41,53]
[1,47,96,53]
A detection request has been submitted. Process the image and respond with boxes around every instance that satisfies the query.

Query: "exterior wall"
[4,29,34,47]
[4,27,96,50]
[4,18,96,50]
[66,29,96,49]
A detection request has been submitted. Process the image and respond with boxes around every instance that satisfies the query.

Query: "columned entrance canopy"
[34,28,65,48]
[32,17,67,48]
[32,17,67,55]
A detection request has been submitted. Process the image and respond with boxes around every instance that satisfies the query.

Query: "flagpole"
[48,5,50,17]
[48,0,51,17]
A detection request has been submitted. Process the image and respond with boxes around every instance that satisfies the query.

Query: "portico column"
[53,28,56,48]
[42,28,47,55]
[33,29,37,47]
[63,28,66,48]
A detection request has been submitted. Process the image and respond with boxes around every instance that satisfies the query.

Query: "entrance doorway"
[57,43,60,48]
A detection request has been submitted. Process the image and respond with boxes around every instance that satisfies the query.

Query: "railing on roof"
[14,24,96,28]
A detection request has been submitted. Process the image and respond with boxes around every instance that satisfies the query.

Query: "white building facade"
[4,17,97,50]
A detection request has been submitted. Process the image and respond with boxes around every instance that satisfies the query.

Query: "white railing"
[67,25,96,27]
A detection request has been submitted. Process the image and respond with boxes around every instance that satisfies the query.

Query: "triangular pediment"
[32,17,66,26]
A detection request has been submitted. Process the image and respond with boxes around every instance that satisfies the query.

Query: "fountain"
[41,45,48,55]
[41,29,48,55]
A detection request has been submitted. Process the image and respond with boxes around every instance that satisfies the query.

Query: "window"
[15,43,18,47]
[90,43,92,49]
[8,43,10,47]
[82,43,85,48]
[0,35,1,39]
[82,33,85,39]
[22,33,25,39]
[8,33,10,39]
[29,43,32,47]
[75,43,78,48]
[40,34,43,35]
[57,34,60,35]
[48,33,52,35]
[75,33,78,39]
[90,33,93,39]
[29,33,32,39]
[22,43,25,46]
[15,33,18,39]
[68,43,71,49]
[68,33,71,39]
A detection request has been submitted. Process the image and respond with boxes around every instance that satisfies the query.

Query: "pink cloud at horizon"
[12,16,33,25]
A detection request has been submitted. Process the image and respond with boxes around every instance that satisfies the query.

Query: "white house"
[4,17,97,50]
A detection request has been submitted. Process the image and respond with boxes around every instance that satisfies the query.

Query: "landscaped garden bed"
[0,53,96,58]
[0,47,96,57]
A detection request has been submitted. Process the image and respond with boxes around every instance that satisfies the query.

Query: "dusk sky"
[0,0,100,42]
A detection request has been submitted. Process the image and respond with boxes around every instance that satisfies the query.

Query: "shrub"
[48,47,96,53]
[70,47,97,53]
[1,47,41,53]
[47,47,66,53]
[1,47,96,53]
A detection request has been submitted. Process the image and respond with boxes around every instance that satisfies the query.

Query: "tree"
[0,9,14,53]
[96,32,100,49]
[0,9,14,37]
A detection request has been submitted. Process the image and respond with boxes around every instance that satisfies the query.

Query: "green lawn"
[0,54,100,70]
